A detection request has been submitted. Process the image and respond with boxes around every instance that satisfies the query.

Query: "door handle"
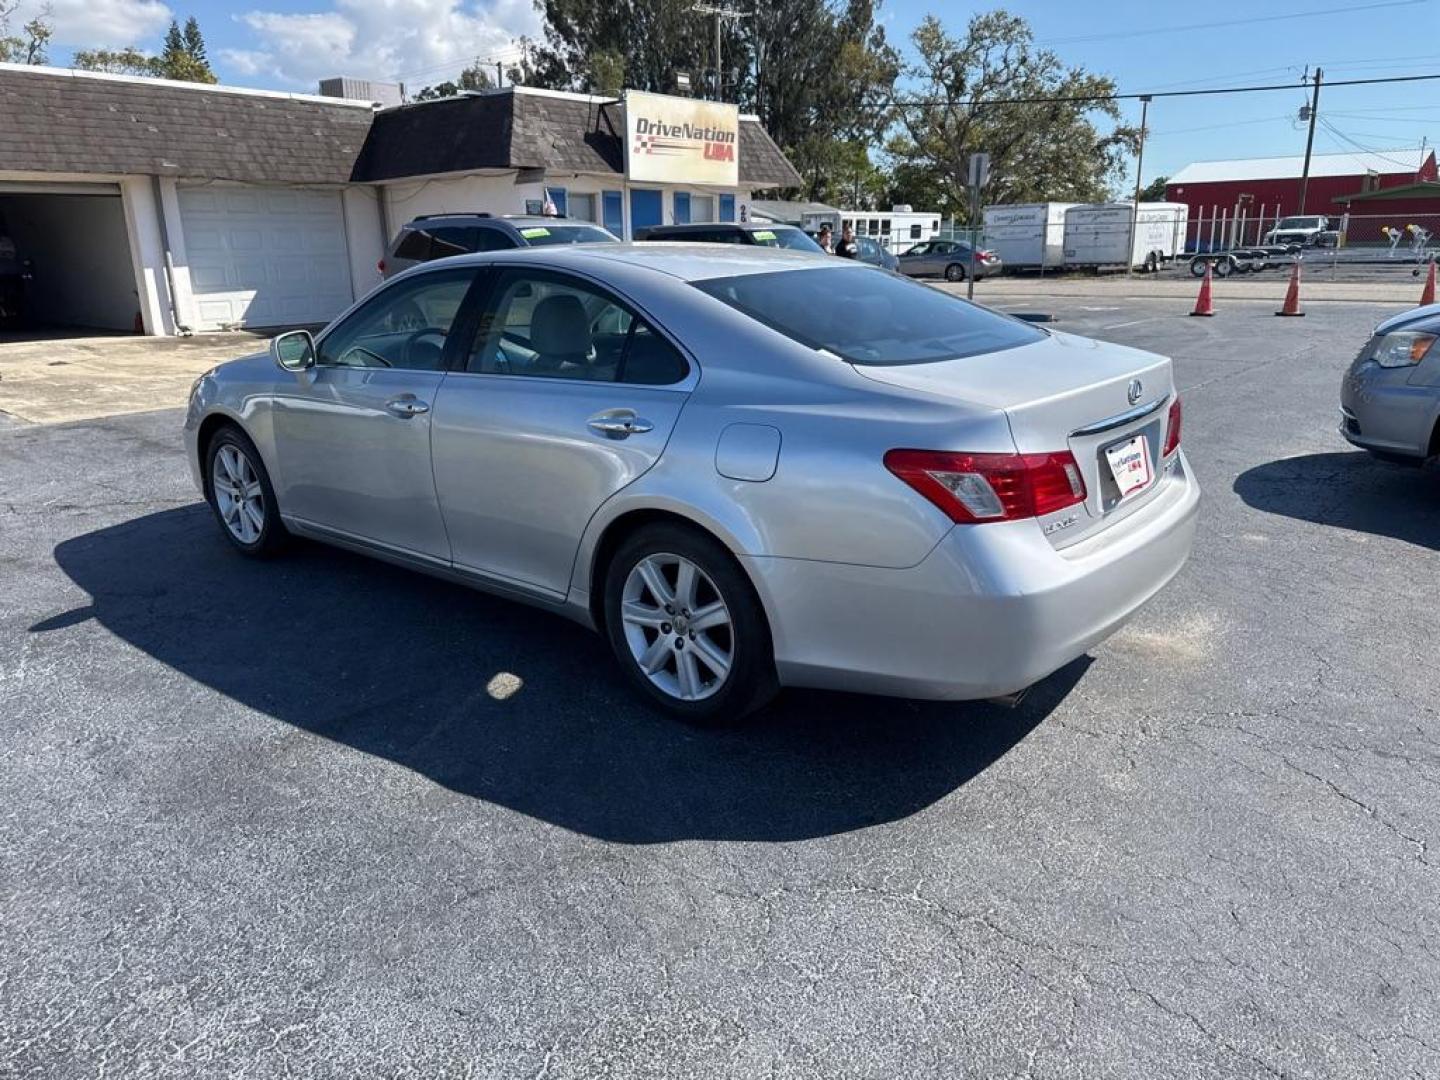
[587,410,654,438]
[385,395,429,418]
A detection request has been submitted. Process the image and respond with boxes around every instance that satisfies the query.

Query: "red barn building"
[1167,148,1436,246]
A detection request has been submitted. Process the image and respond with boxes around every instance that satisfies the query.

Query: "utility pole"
[496,60,503,88]
[691,4,750,101]
[1127,94,1151,276]
[1296,67,1323,215]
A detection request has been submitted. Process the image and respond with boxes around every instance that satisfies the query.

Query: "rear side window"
[394,225,474,261]
[515,224,617,246]
[694,266,1043,366]
[750,228,823,253]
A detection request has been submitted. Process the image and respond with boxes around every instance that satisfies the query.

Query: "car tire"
[205,425,288,557]
[944,263,966,282]
[603,523,778,725]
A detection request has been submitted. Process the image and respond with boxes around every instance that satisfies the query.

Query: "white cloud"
[13,0,172,48]
[222,0,541,91]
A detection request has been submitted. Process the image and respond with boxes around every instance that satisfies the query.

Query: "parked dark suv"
[380,214,619,278]
[637,222,824,252]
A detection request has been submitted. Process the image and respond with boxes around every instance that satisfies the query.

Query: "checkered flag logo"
[634,135,654,153]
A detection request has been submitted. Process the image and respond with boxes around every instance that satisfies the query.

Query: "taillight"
[884,449,1087,523]
[1162,396,1182,456]
[377,258,386,273]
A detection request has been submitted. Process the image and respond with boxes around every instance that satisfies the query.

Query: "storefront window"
[569,193,597,222]
[691,195,715,223]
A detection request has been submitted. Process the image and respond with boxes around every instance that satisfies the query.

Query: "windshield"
[1275,217,1321,229]
[517,224,619,246]
[694,266,1043,366]
[750,227,823,253]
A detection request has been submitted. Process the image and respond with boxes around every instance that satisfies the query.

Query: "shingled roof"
[0,67,803,191]
[0,63,375,184]
[351,87,802,190]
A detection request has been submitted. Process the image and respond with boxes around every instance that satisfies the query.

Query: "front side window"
[319,269,476,371]
[694,266,1043,367]
[905,242,931,256]
[469,271,687,385]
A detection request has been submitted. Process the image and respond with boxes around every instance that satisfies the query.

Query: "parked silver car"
[1340,303,1440,462]
[185,245,1197,722]
[898,239,1002,281]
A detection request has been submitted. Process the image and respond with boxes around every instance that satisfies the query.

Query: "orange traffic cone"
[1276,261,1304,317]
[1421,259,1437,306]
[1189,261,1215,316]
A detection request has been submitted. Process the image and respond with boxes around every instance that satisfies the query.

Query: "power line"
[1034,0,1422,47]
[865,71,1440,110]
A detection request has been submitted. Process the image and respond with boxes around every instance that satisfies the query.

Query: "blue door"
[673,192,691,224]
[719,193,736,222]
[629,189,662,238]
[602,190,623,235]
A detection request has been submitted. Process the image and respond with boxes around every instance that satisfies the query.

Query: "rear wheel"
[603,524,778,724]
[944,263,966,282]
[205,426,288,557]
[1213,257,1234,278]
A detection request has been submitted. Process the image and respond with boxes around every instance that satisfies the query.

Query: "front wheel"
[944,263,967,282]
[206,426,288,556]
[604,524,778,724]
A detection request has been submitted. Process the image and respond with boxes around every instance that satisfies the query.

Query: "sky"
[11,0,1440,188]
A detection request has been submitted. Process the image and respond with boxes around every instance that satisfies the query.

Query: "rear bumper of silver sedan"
[745,452,1200,701]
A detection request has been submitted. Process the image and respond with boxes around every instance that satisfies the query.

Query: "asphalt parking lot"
[2,297,1438,1078]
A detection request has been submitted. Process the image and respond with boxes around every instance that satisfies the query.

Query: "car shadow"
[1234,451,1440,550]
[43,506,1087,844]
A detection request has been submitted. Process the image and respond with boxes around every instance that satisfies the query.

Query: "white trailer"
[839,206,943,255]
[982,202,1075,269]
[1062,202,1189,271]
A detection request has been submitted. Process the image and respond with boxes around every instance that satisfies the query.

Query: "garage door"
[178,185,353,331]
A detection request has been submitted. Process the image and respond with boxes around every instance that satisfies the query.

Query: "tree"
[415,62,493,100]
[152,16,216,82]
[72,46,157,75]
[750,0,899,202]
[0,0,51,64]
[887,11,1138,221]
[524,0,899,201]
[182,16,206,63]
[74,15,217,83]
[1139,175,1169,201]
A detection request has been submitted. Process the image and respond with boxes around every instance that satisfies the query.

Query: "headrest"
[530,294,590,356]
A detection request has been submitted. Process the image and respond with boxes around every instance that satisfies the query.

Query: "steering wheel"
[402,328,447,369]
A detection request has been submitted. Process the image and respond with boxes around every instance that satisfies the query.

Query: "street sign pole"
[967,152,989,302]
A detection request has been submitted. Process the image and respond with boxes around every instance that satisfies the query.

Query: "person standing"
[834,223,860,259]
[817,222,835,253]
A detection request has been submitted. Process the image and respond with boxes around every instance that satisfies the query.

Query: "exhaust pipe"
[985,687,1030,709]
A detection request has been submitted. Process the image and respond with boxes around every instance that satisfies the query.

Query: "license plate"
[1105,435,1152,499]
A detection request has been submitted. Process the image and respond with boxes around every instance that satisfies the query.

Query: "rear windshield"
[751,227,823,252]
[694,267,1043,366]
[517,224,618,246]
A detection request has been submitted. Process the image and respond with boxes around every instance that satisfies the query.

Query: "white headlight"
[1373,331,1436,368]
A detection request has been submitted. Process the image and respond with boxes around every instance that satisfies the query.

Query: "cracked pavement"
[1,299,1437,1078]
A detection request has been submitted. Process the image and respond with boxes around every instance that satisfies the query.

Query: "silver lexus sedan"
[1340,303,1440,463]
[184,245,1198,722]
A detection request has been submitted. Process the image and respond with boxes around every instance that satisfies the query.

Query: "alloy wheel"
[620,552,734,702]
[211,444,265,545]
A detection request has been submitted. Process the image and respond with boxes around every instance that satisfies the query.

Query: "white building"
[0,64,801,336]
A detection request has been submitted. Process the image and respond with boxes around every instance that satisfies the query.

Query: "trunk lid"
[852,330,1176,546]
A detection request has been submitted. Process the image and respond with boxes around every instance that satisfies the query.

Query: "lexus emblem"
[1127,379,1143,405]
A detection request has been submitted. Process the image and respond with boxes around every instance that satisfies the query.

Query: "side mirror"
[271,329,316,371]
